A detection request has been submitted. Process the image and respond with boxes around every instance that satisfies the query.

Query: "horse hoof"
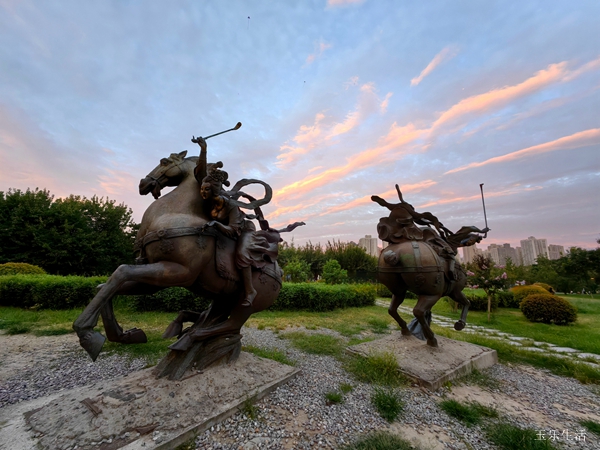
[79,331,106,362]
[401,328,412,336]
[169,333,193,352]
[120,328,148,344]
[162,321,183,339]
[454,320,466,331]
[427,337,438,348]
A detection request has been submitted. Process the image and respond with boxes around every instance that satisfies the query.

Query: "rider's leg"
[241,266,257,307]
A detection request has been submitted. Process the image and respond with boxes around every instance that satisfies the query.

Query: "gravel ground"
[1,328,600,449]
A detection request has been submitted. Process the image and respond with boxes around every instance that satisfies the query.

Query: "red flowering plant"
[467,254,509,321]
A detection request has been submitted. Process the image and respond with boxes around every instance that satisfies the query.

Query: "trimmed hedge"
[496,290,519,308]
[376,283,417,300]
[0,275,106,309]
[131,287,211,312]
[445,293,498,312]
[272,282,376,311]
[0,263,46,276]
[520,294,577,325]
[511,285,549,304]
[533,282,555,294]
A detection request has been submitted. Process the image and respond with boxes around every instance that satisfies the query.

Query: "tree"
[0,188,137,275]
[322,259,348,284]
[283,258,312,283]
[467,254,508,321]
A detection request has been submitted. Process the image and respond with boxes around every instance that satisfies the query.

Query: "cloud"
[411,46,458,86]
[327,0,364,6]
[306,40,333,65]
[418,185,543,209]
[445,128,600,175]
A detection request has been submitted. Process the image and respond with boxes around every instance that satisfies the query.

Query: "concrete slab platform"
[0,352,299,450]
[347,332,497,390]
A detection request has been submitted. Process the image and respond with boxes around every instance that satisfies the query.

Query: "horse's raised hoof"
[169,333,194,352]
[119,328,148,344]
[79,331,106,362]
[162,320,183,339]
[426,337,438,348]
[454,320,466,331]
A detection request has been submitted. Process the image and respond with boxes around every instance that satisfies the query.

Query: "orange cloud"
[445,128,600,175]
[380,92,393,114]
[431,62,568,131]
[418,185,543,209]
[411,46,458,86]
[306,40,332,65]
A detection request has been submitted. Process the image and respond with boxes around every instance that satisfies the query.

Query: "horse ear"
[178,150,188,158]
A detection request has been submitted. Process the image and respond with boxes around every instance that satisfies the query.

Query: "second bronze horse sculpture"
[373,186,488,347]
[73,124,304,379]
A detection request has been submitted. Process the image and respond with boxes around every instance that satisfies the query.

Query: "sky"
[1,0,599,252]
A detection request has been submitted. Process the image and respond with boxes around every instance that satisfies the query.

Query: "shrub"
[322,259,348,284]
[533,282,555,294]
[283,259,312,282]
[511,285,549,304]
[520,294,577,325]
[0,274,106,309]
[445,293,498,312]
[0,263,46,276]
[496,290,519,308]
[130,287,211,312]
[272,282,376,311]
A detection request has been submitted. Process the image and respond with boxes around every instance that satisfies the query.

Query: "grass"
[455,368,502,391]
[580,419,600,435]
[324,391,344,405]
[439,399,498,426]
[340,382,354,393]
[340,431,416,450]
[401,295,600,355]
[241,397,259,420]
[370,387,404,422]
[367,317,390,334]
[281,332,344,357]
[242,345,295,366]
[343,352,406,387]
[485,422,558,450]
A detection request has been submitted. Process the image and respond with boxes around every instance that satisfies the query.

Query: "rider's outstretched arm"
[192,136,208,182]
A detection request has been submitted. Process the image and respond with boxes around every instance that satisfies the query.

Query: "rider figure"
[192,136,275,307]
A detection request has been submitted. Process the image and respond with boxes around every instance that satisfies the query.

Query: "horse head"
[139,150,192,199]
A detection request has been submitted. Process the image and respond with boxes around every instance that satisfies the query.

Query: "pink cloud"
[445,128,600,175]
[411,46,458,86]
[306,40,332,65]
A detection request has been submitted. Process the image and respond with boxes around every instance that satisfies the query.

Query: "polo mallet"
[480,183,488,238]
[192,122,242,143]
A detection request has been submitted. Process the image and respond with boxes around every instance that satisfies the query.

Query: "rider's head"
[201,162,230,198]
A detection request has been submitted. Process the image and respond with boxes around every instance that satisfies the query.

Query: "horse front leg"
[449,289,470,331]
[413,295,440,347]
[73,262,195,361]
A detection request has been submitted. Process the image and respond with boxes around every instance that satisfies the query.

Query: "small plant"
[0,263,46,276]
[5,324,32,335]
[340,431,414,450]
[324,391,344,405]
[242,345,295,366]
[520,294,577,325]
[344,352,406,387]
[459,369,501,390]
[371,387,404,422]
[283,332,344,357]
[367,317,390,334]
[439,399,497,426]
[580,419,600,435]
[241,397,259,420]
[486,422,558,449]
[340,383,354,394]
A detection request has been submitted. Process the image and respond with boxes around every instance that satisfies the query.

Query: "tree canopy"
[0,188,137,276]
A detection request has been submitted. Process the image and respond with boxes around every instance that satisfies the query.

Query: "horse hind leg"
[413,295,440,347]
[449,290,470,331]
[387,289,411,336]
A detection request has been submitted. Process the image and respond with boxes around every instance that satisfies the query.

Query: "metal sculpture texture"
[73,124,303,379]
[372,185,488,347]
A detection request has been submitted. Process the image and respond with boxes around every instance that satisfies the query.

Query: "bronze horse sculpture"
[372,185,488,347]
[73,139,302,378]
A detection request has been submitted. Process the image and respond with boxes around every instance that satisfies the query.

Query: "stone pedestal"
[347,332,497,390]
[0,352,299,450]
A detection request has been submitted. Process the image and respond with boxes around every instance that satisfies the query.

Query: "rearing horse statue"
[73,140,303,379]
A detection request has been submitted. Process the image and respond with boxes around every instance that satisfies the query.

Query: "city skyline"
[1,2,599,250]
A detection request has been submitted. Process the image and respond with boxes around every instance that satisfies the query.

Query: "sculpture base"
[347,332,497,390]
[0,352,299,450]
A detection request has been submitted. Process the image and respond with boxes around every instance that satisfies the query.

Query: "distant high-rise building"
[462,244,482,264]
[548,244,565,260]
[358,235,379,257]
[516,247,523,266]
[520,236,549,266]
[487,243,518,266]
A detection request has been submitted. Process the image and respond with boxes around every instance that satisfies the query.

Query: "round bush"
[533,282,555,294]
[511,285,548,303]
[520,294,577,325]
[0,262,46,276]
